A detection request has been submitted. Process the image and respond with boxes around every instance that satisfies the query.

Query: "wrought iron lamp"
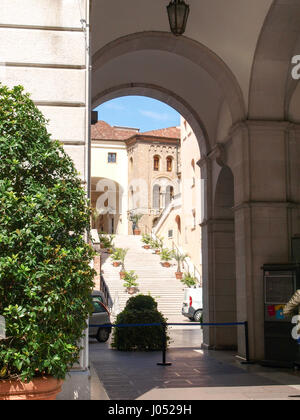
[167,0,190,36]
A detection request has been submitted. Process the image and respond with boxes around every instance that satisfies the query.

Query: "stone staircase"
[101,235,185,320]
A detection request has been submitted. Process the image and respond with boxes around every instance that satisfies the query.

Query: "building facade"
[127,127,180,234]
[91,121,180,235]
[154,117,203,281]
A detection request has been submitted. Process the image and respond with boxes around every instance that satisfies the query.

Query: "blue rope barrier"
[89,320,251,365]
[89,321,246,328]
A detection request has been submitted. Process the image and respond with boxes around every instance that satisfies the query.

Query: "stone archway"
[91,30,247,356]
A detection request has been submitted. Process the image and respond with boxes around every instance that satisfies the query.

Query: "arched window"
[175,215,181,233]
[153,185,161,209]
[153,155,160,171]
[165,185,174,206]
[166,156,173,172]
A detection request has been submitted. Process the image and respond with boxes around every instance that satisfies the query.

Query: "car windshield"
[92,296,106,313]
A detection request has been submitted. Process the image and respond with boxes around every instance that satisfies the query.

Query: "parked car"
[89,290,112,343]
[182,288,203,322]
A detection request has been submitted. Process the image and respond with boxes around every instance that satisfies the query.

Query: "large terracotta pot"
[0,376,63,400]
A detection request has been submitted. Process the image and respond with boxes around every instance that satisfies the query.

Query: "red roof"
[91,121,139,141]
[91,121,180,141]
[141,126,180,139]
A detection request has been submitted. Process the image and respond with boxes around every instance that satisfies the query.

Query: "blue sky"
[94,96,180,132]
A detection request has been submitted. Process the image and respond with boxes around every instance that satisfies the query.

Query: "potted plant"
[122,271,139,295]
[0,85,95,400]
[111,248,123,267]
[181,272,198,288]
[129,212,143,235]
[100,234,115,253]
[160,248,173,268]
[155,237,164,254]
[119,248,129,279]
[141,234,152,249]
[174,251,189,280]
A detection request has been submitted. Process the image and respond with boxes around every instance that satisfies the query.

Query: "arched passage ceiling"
[91,0,300,152]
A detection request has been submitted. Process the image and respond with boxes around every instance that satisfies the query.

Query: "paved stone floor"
[89,325,300,400]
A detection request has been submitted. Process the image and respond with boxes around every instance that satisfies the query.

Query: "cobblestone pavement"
[89,327,300,401]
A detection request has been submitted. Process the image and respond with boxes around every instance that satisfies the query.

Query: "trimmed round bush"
[111,295,169,351]
[125,294,158,311]
[0,85,95,381]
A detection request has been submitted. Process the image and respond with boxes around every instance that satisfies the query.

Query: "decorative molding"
[233,200,300,212]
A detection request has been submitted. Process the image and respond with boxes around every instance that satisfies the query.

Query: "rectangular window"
[168,229,173,238]
[108,152,117,163]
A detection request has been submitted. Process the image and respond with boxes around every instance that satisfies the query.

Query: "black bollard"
[157,322,172,366]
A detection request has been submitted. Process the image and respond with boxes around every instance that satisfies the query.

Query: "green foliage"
[0,85,95,382]
[160,248,173,262]
[181,273,197,288]
[100,234,115,249]
[150,236,163,250]
[129,212,143,227]
[173,251,189,272]
[122,271,139,289]
[111,248,123,262]
[125,295,157,311]
[111,295,168,351]
[141,234,152,245]
[118,248,129,271]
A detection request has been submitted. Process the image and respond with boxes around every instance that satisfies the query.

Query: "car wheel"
[193,310,203,323]
[96,328,110,343]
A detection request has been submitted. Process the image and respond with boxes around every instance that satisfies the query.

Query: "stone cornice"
[233,200,300,212]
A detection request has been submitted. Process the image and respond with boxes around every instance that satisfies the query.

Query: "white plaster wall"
[38,106,86,143]
[1,0,86,28]
[0,0,89,179]
[2,67,86,104]
[0,29,85,66]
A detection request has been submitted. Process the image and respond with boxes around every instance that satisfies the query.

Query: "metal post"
[157,323,172,366]
[241,321,255,365]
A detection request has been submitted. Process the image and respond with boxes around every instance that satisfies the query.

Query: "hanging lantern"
[167,0,190,36]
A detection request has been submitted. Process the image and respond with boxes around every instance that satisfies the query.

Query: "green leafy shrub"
[111,295,168,351]
[111,248,123,262]
[141,234,152,245]
[100,234,115,249]
[122,271,139,289]
[181,273,197,288]
[160,248,173,262]
[125,295,157,311]
[0,85,95,382]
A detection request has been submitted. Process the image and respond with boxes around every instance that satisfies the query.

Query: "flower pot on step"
[155,250,160,255]
[113,261,121,267]
[175,272,183,280]
[143,245,150,249]
[133,229,141,235]
[127,286,137,295]
[120,271,126,279]
[162,262,171,268]
[0,376,63,400]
